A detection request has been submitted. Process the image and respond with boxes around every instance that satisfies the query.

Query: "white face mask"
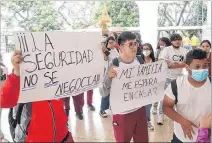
[143,50,151,57]
[160,46,165,49]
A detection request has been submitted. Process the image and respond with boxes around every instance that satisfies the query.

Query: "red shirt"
[1,74,69,142]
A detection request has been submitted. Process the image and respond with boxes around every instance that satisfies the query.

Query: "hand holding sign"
[108,66,118,78]
[11,50,22,76]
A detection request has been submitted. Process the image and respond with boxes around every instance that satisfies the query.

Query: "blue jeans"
[100,95,110,111]
[158,78,172,116]
[145,104,152,121]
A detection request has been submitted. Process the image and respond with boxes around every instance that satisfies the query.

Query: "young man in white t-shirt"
[163,49,211,142]
[158,34,187,125]
[101,32,148,142]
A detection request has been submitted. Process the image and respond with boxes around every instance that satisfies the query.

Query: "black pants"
[171,134,183,143]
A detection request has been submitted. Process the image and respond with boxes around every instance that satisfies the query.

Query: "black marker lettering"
[45,33,54,52]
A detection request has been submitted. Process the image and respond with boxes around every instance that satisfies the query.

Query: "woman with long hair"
[153,37,171,125]
[110,32,119,49]
[100,36,119,118]
[200,40,211,78]
[155,37,171,61]
[142,43,155,131]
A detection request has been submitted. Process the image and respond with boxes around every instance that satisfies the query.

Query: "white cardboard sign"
[110,60,168,114]
[14,32,104,103]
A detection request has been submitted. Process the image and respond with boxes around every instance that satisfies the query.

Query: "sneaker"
[88,104,95,111]
[80,108,83,114]
[148,121,154,131]
[157,115,164,125]
[99,110,108,118]
[152,107,157,115]
[76,112,83,120]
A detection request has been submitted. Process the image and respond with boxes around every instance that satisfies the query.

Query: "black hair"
[143,43,156,62]
[111,32,118,42]
[157,37,172,49]
[170,33,182,42]
[118,31,136,46]
[136,39,143,56]
[102,33,109,37]
[135,32,141,41]
[186,48,207,65]
[201,40,211,48]
[105,36,115,49]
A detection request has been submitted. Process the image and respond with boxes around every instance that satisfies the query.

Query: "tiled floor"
[1,89,173,142]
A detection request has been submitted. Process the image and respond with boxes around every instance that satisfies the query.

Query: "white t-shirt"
[116,58,141,115]
[159,46,187,79]
[165,75,211,142]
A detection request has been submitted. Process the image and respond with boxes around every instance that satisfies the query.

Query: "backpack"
[112,55,145,66]
[8,103,32,142]
[171,77,211,104]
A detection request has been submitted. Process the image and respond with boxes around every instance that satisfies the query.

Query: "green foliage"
[93,1,139,27]
[2,1,64,31]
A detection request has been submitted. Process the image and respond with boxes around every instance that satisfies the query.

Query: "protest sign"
[13,32,104,103]
[110,60,168,114]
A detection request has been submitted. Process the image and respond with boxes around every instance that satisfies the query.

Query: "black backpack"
[8,103,32,142]
[171,77,211,104]
[112,55,145,66]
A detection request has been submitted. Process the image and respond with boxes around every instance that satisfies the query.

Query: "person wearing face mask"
[155,37,172,61]
[163,49,211,142]
[142,43,156,131]
[110,32,119,49]
[158,33,187,125]
[200,40,211,78]
[152,37,172,124]
[100,36,120,118]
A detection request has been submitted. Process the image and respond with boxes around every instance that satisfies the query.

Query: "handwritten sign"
[14,32,104,103]
[110,61,168,114]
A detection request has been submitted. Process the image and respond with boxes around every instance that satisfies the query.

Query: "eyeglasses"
[122,42,139,49]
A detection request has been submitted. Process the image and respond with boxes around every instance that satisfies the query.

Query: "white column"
[202,1,211,41]
[136,1,159,50]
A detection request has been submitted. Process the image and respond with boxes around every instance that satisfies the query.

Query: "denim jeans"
[0,108,4,138]
[145,104,152,121]
[100,95,110,111]
[158,78,172,116]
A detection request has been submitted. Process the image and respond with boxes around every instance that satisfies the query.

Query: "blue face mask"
[191,69,209,82]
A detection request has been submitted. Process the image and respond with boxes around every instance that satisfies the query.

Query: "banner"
[110,60,168,114]
[14,32,104,103]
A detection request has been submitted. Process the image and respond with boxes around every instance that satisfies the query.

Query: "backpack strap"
[112,57,121,67]
[171,79,178,104]
[136,55,145,64]
[16,104,25,124]
[10,104,25,128]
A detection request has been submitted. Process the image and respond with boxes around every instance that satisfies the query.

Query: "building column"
[202,1,211,41]
[136,1,159,50]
